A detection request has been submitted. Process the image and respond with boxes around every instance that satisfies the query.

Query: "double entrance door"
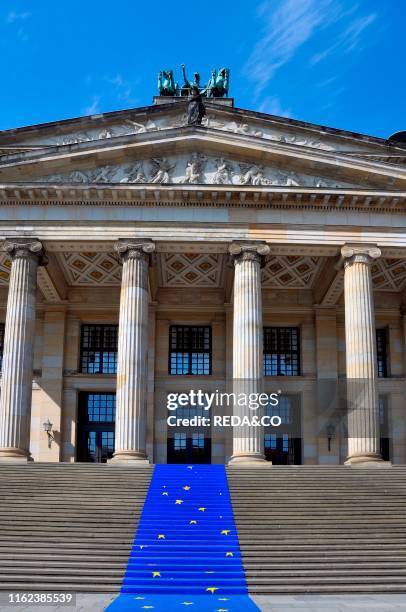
[76,392,116,463]
[167,403,211,464]
[264,395,302,465]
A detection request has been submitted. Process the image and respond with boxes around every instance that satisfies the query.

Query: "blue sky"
[0,0,404,138]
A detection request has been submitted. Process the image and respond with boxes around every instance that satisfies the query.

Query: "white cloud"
[105,74,133,102]
[311,13,376,64]
[258,95,292,117]
[83,96,101,115]
[245,0,377,97]
[6,11,31,23]
[245,0,335,96]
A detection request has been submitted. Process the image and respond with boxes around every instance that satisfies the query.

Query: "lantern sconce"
[43,418,55,449]
[326,423,335,452]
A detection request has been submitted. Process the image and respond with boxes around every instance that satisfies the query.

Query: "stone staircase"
[1,464,406,595]
[227,465,406,594]
[0,463,151,592]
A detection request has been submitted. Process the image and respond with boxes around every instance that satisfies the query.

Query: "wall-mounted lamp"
[42,418,55,449]
[326,424,335,452]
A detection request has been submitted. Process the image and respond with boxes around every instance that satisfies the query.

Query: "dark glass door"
[167,403,211,464]
[167,432,211,464]
[379,396,390,461]
[77,392,116,463]
[264,433,301,465]
[264,395,302,465]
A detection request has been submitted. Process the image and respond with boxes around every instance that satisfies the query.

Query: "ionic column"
[342,244,384,465]
[0,239,46,461]
[111,239,155,463]
[228,241,270,464]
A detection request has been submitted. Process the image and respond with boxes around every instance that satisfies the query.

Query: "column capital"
[229,241,270,268]
[2,239,47,265]
[114,239,155,264]
[341,243,381,267]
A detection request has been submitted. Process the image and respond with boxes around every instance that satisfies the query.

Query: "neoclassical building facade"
[0,97,405,466]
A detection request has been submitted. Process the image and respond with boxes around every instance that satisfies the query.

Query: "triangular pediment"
[0,99,401,156]
[0,105,405,190]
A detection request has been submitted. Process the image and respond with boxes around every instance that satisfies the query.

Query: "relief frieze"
[36,154,357,188]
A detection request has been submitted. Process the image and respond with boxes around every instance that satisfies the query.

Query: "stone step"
[1,463,406,595]
[0,464,152,593]
[228,466,406,594]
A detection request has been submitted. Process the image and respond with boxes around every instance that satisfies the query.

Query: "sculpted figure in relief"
[213,158,233,184]
[120,162,146,184]
[125,119,157,134]
[284,171,300,186]
[99,128,114,139]
[238,163,271,186]
[202,115,226,129]
[225,122,263,138]
[149,158,175,184]
[180,153,206,184]
[90,166,117,182]
[58,133,91,145]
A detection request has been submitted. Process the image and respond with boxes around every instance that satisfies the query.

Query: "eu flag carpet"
[106,464,259,611]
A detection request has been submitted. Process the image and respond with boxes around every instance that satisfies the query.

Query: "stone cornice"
[0,99,400,153]
[0,183,404,213]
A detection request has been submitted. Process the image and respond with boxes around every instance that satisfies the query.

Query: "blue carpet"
[106,464,260,611]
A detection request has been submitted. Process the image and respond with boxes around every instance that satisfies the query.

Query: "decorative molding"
[371,259,406,291]
[159,252,225,287]
[37,266,63,302]
[0,253,11,285]
[321,269,345,306]
[56,251,122,286]
[0,184,403,213]
[262,255,325,289]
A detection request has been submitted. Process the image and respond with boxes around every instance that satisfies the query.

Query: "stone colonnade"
[0,238,386,465]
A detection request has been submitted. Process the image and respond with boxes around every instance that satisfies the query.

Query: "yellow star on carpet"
[218,598,229,601]
[217,608,228,611]
[189,520,197,524]
[175,499,184,504]
[187,465,193,469]
[142,607,154,610]
[152,571,161,578]
[225,552,233,557]
[206,587,218,594]
[221,530,230,535]
[198,507,206,512]
[162,492,169,496]
[183,485,191,490]
[139,545,145,550]
[182,603,194,606]
[157,534,165,540]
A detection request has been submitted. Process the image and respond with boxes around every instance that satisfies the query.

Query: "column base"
[0,448,32,462]
[228,453,269,466]
[344,452,392,467]
[109,450,150,465]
